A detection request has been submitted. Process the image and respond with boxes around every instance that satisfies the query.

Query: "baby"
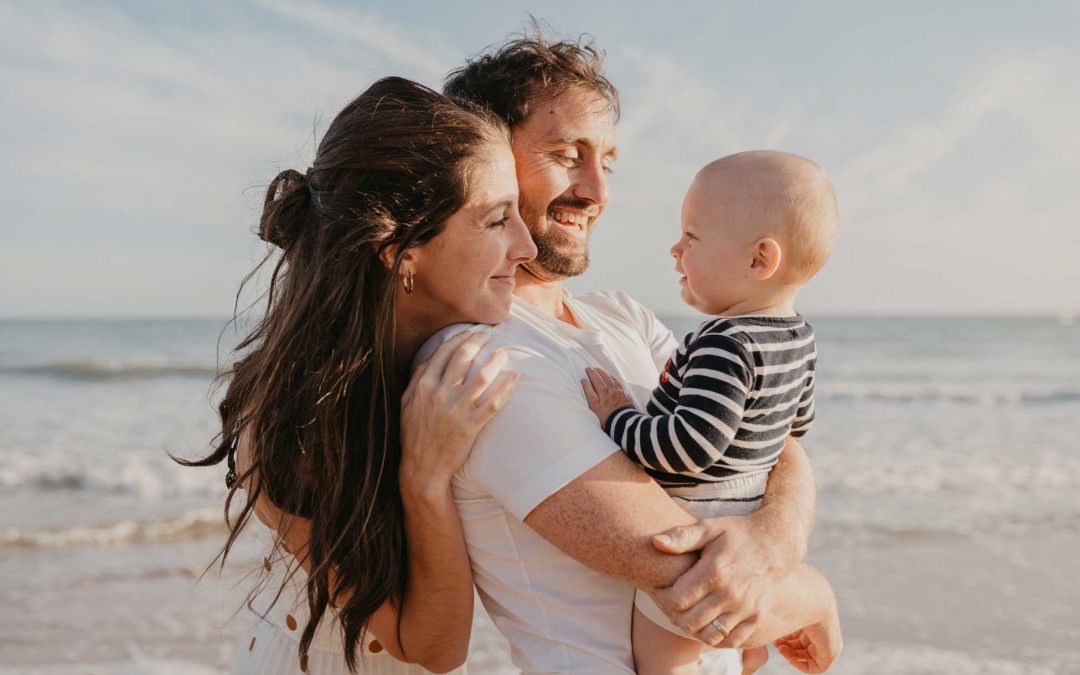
[581,150,838,674]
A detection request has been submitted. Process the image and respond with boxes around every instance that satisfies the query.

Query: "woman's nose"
[511,215,538,262]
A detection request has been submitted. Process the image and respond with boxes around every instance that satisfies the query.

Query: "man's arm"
[480,342,823,648]
[524,451,698,590]
[642,437,817,646]
[523,442,831,647]
[522,434,816,643]
[759,436,817,570]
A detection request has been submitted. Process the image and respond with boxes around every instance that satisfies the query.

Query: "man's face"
[510,87,617,280]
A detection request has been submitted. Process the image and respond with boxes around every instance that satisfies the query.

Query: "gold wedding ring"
[711,617,729,638]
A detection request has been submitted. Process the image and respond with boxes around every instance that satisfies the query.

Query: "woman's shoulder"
[411,323,490,372]
[411,319,549,374]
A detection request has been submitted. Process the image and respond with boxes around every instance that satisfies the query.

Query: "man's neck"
[513,266,579,326]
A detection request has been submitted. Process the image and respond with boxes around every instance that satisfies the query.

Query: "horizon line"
[0,311,1074,322]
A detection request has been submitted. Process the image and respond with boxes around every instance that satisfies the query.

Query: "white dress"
[230,555,466,675]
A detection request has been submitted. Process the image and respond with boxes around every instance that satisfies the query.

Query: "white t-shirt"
[416,290,679,673]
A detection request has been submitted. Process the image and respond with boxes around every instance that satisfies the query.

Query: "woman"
[183,76,537,673]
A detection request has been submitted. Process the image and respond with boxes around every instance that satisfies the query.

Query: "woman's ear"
[379,243,418,271]
[378,244,399,270]
[749,237,782,281]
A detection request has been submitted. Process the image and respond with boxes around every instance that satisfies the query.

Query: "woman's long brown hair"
[176,77,506,670]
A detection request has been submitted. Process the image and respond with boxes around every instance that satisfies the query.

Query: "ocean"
[1,316,1078,674]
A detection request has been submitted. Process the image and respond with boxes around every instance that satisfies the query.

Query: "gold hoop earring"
[403,270,415,294]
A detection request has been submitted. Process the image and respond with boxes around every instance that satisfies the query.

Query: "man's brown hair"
[444,24,620,127]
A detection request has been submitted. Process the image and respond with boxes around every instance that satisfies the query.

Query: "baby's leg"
[741,645,769,675]
[632,606,703,675]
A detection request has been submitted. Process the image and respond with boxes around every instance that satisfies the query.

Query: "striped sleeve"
[605,332,754,474]
[789,373,815,438]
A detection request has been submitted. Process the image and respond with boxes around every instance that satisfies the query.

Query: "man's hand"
[773,600,843,673]
[581,367,636,427]
[647,508,803,648]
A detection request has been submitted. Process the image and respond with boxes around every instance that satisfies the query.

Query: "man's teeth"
[551,211,589,227]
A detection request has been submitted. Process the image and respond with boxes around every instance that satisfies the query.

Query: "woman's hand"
[399,330,519,498]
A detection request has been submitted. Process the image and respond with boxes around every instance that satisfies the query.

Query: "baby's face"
[670,176,757,315]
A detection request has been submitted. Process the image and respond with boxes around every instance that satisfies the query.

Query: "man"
[433,33,841,673]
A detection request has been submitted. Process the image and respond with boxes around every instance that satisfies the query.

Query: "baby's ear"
[749,237,783,281]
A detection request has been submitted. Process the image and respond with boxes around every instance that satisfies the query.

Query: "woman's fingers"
[463,348,509,400]
[402,360,429,403]
[441,331,491,386]
[473,370,520,422]
[421,329,478,383]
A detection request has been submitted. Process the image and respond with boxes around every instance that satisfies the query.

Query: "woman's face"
[406,141,537,326]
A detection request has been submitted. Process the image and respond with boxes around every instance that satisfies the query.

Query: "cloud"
[3,4,1078,316]
[613,45,800,163]
[575,44,1080,316]
[246,0,454,80]
[835,48,1080,219]
[815,48,1080,314]
[1,1,455,218]
[0,0,456,314]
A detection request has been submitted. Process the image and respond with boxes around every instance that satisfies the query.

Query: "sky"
[1,0,1078,317]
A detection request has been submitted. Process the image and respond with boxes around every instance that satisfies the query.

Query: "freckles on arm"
[525,452,699,592]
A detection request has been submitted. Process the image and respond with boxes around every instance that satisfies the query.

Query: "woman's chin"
[467,301,512,326]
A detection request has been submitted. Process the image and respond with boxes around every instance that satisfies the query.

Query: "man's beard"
[520,198,592,279]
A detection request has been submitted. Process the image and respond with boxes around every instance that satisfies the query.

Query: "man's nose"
[572,158,609,207]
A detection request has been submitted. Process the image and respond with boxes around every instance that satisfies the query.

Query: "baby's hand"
[581,367,636,427]
[773,607,843,674]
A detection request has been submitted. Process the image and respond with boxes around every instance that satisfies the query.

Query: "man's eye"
[552,153,580,166]
[602,163,614,175]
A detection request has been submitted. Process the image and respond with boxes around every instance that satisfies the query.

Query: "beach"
[2,316,1078,674]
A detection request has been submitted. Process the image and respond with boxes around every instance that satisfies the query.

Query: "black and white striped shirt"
[605,315,816,487]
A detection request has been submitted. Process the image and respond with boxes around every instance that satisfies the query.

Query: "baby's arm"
[592,332,754,474]
[581,367,637,426]
[790,372,815,438]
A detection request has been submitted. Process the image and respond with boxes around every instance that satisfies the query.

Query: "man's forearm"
[741,563,836,648]
[758,437,816,569]
[525,451,700,592]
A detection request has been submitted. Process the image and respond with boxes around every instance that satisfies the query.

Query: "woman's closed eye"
[489,217,510,229]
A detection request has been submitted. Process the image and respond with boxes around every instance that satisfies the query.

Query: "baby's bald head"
[692,150,838,283]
